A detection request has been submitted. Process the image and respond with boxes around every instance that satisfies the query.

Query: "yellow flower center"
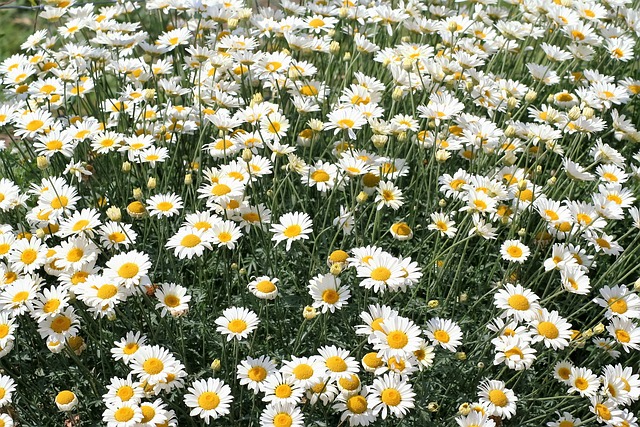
[181,234,201,248]
[387,330,409,349]
[434,330,450,343]
[311,170,330,182]
[198,391,220,410]
[0,324,9,339]
[347,395,368,414]
[43,299,61,313]
[227,319,247,333]
[507,294,530,311]
[338,374,360,391]
[118,263,139,279]
[51,315,72,333]
[140,404,155,423]
[256,280,276,293]
[97,284,118,300]
[292,364,313,380]
[371,267,391,282]
[123,342,139,355]
[114,407,135,422]
[51,196,69,209]
[283,225,301,238]
[362,352,383,368]
[608,298,627,314]
[66,248,84,262]
[26,119,44,132]
[109,232,126,243]
[72,219,90,231]
[21,248,38,265]
[537,321,559,339]
[616,329,630,343]
[164,295,180,307]
[217,232,232,243]
[117,385,135,401]
[506,246,523,258]
[143,357,164,375]
[488,389,508,407]
[273,413,292,427]
[337,118,355,128]
[56,390,75,405]
[322,289,339,304]
[156,201,173,211]
[381,388,401,406]
[274,384,292,398]
[574,377,589,390]
[595,403,611,421]
[248,366,267,382]
[504,347,524,359]
[325,356,347,372]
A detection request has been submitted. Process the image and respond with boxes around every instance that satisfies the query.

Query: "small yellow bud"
[35,228,46,239]
[402,58,414,71]
[106,206,122,222]
[593,323,605,334]
[230,263,238,270]
[239,268,247,275]
[568,106,581,121]
[525,90,537,103]
[392,87,404,101]
[371,134,388,148]
[459,292,468,303]
[438,199,447,207]
[330,41,340,55]
[330,263,342,276]
[518,228,526,237]
[477,361,485,369]
[242,148,253,162]
[427,299,439,309]
[303,305,318,320]
[36,156,50,170]
[582,107,594,119]
[122,161,131,172]
[227,18,238,29]
[427,402,440,412]
[343,52,351,61]
[547,176,557,186]
[133,188,143,200]
[456,351,467,361]
[147,177,156,190]
[251,92,264,104]
[184,173,192,185]
[458,403,472,416]
[507,97,518,110]
[356,191,368,203]
[211,359,221,371]
[435,149,451,162]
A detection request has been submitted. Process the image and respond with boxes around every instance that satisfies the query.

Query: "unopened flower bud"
[568,106,581,121]
[227,18,238,29]
[525,90,537,103]
[356,191,368,203]
[133,188,143,200]
[251,92,263,104]
[459,292,468,302]
[427,299,439,308]
[35,228,45,239]
[504,125,516,138]
[392,87,404,101]
[239,268,247,275]
[402,58,414,71]
[582,107,594,119]
[122,161,131,172]
[338,7,347,18]
[330,41,340,55]
[147,177,156,189]
[517,180,528,191]
[438,199,447,207]
[37,156,50,170]
[518,228,526,237]
[594,323,605,334]
[447,21,459,32]
[458,403,471,416]
[343,52,351,62]
[546,94,555,104]
[211,359,221,371]
[371,134,388,148]
[242,148,253,162]
[330,263,342,276]
[107,206,122,221]
[435,149,451,162]
[456,351,467,360]
[507,97,518,110]
[582,328,594,339]
[635,277,640,291]
[230,263,238,270]
[427,402,440,412]
[477,362,485,369]
[184,173,192,185]
[547,176,557,186]
[303,305,318,320]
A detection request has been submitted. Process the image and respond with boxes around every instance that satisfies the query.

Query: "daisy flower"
[0,375,16,407]
[99,222,137,250]
[130,345,177,385]
[146,193,183,218]
[356,253,405,294]
[589,396,624,426]
[607,318,640,352]
[237,355,278,394]
[154,283,191,317]
[529,309,573,350]
[373,315,423,360]
[103,376,144,406]
[270,212,313,251]
[478,379,518,419]
[308,273,350,314]
[568,366,599,397]
[247,276,279,300]
[261,372,304,406]
[333,387,378,426]
[325,107,367,139]
[428,212,457,238]
[369,373,415,419]
[500,240,531,264]
[375,181,404,211]
[55,390,78,412]
[493,335,537,371]
[318,345,360,381]
[111,331,147,365]
[282,356,326,390]
[165,227,213,259]
[138,399,168,426]
[57,208,101,238]
[356,304,400,343]
[425,317,463,352]
[184,378,233,424]
[104,250,151,288]
[215,306,260,341]
[493,283,541,322]
[260,402,304,427]
[102,402,143,427]
[210,220,242,249]
[8,237,47,274]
